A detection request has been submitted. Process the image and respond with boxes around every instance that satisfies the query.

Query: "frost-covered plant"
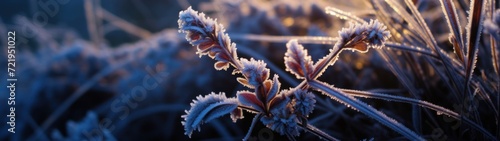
[179,7,335,140]
[179,1,498,140]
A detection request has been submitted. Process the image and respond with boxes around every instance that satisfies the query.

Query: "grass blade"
[439,0,465,62]
[308,80,424,141]
[339,88,497,140]
[325,7,366,24]
[464,0,486,95]
[403,0,463,96]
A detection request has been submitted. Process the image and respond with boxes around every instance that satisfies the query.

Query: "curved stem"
[243,114,262,141]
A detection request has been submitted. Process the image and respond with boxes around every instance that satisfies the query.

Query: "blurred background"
[0,0,498,140]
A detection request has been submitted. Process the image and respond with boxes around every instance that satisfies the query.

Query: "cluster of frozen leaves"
[178,3,396,139]
[179,7,322,139]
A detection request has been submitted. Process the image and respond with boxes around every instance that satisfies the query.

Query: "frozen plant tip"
[181,92,239,138]
[337,20,391,53]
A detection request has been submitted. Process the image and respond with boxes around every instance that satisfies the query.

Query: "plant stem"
[243,114,262,141]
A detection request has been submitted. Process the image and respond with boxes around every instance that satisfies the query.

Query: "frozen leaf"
[284,39,314,79]
[266,75,281,103]
[240,58,270,87]
[181,92,238,138]
[237,77,254,88]
[237,91,265,113]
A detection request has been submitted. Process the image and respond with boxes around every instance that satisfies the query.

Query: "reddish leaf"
[266,75,281,103]
[214,62,229,70]
[268,94,289,112]
[237,77,253,88]
[237,91,264,113]
[284,40,314,79]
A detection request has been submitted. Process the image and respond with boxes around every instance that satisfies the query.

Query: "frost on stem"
[485,9,500,40]
[178,7,239,71]
[181,92,239,138]
[338,19,391,53]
